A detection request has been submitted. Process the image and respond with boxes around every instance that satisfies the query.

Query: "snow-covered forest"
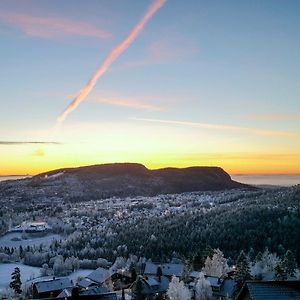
[0,181,299,270]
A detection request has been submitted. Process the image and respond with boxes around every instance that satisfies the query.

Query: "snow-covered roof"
[140,276,170,294]
[144,262,184,277]
[80,287,109,295]
[206,276,222,288]
[34,277,72,293]
[190,271,201,278]
[56,288,72,298]
[77,278,98,288]
[214,279,236,298]
[145,277,159,287]
[244,281,300,300]
[86,267,111,284]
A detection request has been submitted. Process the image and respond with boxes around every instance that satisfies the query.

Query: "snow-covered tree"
[202,249,229,277]
[40,263,52,276]
[194,272,212,300]
[167,276,191,300]
[52,255,65,276]
[73,258,80,271]
[110,256,126,272]
[251,249,280,280]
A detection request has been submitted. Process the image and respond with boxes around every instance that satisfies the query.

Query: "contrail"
[132,117,300,138]
[58,0,166,123]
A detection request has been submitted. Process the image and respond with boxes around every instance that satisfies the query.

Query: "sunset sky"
[0,0,300,175]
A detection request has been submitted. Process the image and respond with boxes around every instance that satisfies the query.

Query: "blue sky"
[0,0,299,174]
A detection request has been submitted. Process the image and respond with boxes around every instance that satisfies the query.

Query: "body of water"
[231,174,300,187]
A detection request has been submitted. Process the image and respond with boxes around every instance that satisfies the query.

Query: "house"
[10,221,51,234]
[111,269,134,290]
[236,281,300,300]
[131,275,170,299]
[78,267,111,289]
[144,262,184,278]
[80,287,109,296]
[32,277,73,298]
[212,278,236,299]
[50,287,117,300]
[78,292,118,300]
[80,287,117,300]
[56,288,73,298]
[189,273,236,300]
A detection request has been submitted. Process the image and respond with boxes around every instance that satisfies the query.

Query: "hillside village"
[0,177,299,299]
[3,247,300,299]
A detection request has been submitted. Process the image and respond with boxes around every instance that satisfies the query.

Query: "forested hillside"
[1,183,298,269]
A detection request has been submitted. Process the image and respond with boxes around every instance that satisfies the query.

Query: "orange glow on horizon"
[1,155,300,176]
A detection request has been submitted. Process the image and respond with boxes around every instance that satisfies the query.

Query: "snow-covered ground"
[0,264,94,292]
[0,232,62,248]
[0,263,41,291]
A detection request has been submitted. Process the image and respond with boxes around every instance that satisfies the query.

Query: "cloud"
[246,113,300,121]
[89,94,165,111]
[0,141,61,145]
[123,35,197,68]
[184,152,300,161]
[132,118,300,138]
[0,11,111,39]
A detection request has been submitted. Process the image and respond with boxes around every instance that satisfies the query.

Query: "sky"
[0,0,300,175]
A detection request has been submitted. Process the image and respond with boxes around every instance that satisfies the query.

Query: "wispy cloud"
[132,118,300,138]
[0,11,111,39]
[246,113,300,121]
[0,141,61,145]
[89,94,165,111]
[123,35,197,68]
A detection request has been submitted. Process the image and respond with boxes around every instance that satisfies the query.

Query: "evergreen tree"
[255,251,263,263]
[282,250,297,277]
[9,267,22,294]
[274,263,287,281]
[248,248,255,262]
[131,267,137,282]
[156,266,162,282]
[235,251,251,289]
[132,276,145,300]
[19,245,24,259]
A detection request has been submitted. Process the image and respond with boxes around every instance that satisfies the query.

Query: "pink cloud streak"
[89,95,164,112]
[0,11,110,38]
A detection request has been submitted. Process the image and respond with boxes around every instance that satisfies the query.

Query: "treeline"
[0,184,299,270]
[107,186,300,263]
